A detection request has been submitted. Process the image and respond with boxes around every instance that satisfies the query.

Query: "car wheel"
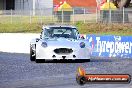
[35,59,40,63]
[30,47,35,61]
[87,59,90,62]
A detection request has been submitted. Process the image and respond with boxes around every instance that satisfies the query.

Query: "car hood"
[41,38,85,48]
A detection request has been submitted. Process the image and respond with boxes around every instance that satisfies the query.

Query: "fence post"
[62,9,64,24]
[40,9,43,25]
[30,10,32,24]
[52,8,54,23]
[96,7,98,23]
[10,9,13,24]
[33,0,35,16]
[123,7,125,24]
[20,10,22,24]
[84,8,86,23]
[109,8,111,23]
[72,8,75,24]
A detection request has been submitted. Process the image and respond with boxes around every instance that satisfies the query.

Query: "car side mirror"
[79,35,85,39]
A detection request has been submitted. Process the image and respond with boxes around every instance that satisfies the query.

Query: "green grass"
[0,23,41,33]
[76,22,132,36]
[0,22,132,36]
[0,16,56,24]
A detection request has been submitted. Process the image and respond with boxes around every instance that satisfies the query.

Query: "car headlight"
[80,42,85,48]
[41,42,48,47]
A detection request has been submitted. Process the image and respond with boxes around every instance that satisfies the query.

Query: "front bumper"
[36,46,91,59]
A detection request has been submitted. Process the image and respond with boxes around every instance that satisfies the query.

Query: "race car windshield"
[43,27,78,39]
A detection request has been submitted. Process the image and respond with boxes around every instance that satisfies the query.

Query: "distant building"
[0,0,53,10]
[0,0,53,15]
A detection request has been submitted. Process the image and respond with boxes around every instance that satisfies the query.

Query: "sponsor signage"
[76,67,131,85]
[86,35,132,58]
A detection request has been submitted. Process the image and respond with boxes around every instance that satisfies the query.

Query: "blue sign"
[86,35,132,58]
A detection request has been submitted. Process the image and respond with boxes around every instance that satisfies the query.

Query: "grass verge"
[0,23,132,36]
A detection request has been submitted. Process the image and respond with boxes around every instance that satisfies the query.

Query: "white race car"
[30,25,91,63]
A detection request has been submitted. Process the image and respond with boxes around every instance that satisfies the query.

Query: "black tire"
[30,47,35,61]
[53,59,57,62]
[35,59,45,63]
[35,59,40,63]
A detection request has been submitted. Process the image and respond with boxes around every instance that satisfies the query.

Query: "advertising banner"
[86,35,132,58]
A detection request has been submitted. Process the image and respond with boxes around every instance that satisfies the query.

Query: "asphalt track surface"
[0,52,132,88]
